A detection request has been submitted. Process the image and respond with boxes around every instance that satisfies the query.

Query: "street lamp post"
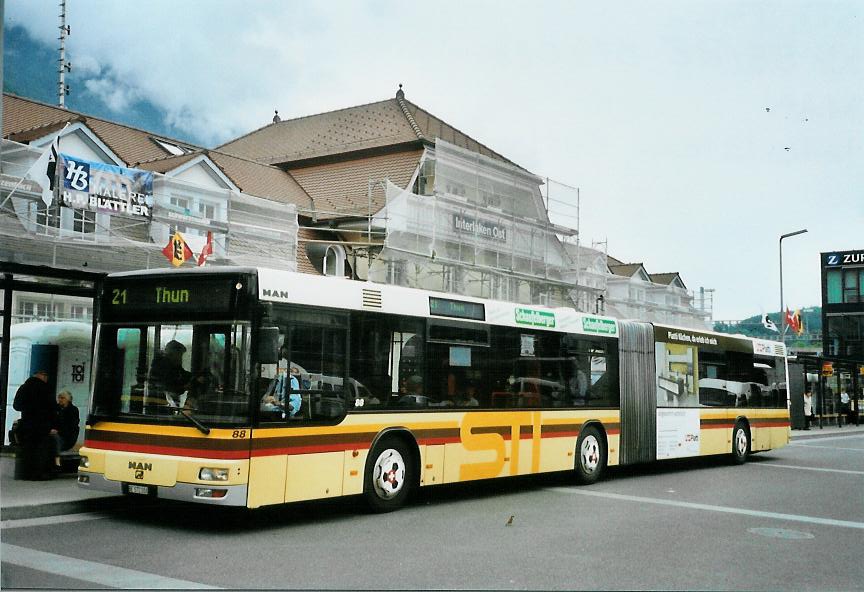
[779,228,808,343]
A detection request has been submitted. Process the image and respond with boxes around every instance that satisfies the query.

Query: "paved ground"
[2,425,862,590]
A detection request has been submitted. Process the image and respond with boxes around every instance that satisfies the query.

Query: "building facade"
[822,248,864,359]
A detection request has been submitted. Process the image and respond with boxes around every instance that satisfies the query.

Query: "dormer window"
[153,138,189,156]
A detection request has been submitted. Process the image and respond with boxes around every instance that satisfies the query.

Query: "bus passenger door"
[274,308,349,503]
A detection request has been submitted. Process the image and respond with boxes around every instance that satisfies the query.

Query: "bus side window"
[350,311,424,410]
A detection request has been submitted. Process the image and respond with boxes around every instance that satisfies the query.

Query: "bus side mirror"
[258,326,280,364]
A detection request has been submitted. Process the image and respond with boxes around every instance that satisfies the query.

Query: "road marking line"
[759,463,864,476]
[790,443,864,452]
[1,543,220,589]
[1,512,106,530]
[792,434,864,444]
[547,488,864,529]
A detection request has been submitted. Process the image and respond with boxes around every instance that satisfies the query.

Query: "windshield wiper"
[177,407,211,435]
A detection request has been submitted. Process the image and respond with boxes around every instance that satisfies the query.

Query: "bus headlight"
[79,456,90,469]
[199,467,229,481]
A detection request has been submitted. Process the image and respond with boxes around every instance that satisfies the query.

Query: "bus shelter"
[0,262,105,445]
[794,353,861,429]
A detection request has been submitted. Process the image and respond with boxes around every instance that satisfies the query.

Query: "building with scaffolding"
[0,89,717,327]
[219,86,711,326]
[1,94,303,323]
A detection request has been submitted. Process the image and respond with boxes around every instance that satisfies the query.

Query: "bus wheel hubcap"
[580,435,600,473]
[736,430,747,455]
[372,448,406,500]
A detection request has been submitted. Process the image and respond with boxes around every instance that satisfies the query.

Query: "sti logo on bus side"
[262,289,290,299]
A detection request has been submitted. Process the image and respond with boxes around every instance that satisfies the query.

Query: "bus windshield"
[91,321,252,426]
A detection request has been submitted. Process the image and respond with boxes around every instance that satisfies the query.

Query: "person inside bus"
[399,375,427,407]
[148,340,193,407]
[456,382,480,407]
[262,356,301,418]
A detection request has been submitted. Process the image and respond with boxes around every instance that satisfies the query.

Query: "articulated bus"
[78,267,790,511]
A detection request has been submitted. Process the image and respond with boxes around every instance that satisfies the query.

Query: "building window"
[17,300,56,322]
[69,305,91,320]
[414,158,436,196]
[170,195,190,211]
[829,268,864,304]
[153,138,189,156]
[388,260,406,286]
[324,245,347,277]
[827,270,841,303]
[73,209,96,234]
[35,203,61,231]
[826,315,864,358]
[843,269,863,303]
[199,202,216,219]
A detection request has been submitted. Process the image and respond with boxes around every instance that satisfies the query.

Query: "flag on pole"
[785,308,801,335]
[761,313,779,332]
[793,309,805,336]
[24,135,60,207]
[197,231,213,266]
[162,231,193,267]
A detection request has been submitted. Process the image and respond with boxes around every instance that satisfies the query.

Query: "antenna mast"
[57,0,70,108]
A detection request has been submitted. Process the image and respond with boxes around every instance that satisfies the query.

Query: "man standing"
[12,370,57,480]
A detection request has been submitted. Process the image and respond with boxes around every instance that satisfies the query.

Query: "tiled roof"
[296,227,326,275]
[217,92,522,170]
[136,152,199,172]
[608,263,645,277]
[289,150,423,220]
[137,150,313,209]
[218,99,420,165]
[209,152,311,208]
[3,94,200,166]
[650,272,685,288]
[606,255,624,266]
[402,99,515,167]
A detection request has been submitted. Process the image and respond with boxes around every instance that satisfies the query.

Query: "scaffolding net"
[373,139,577,306]
[0,139,298,272]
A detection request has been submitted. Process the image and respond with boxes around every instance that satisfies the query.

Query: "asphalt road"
[3,430,863,591]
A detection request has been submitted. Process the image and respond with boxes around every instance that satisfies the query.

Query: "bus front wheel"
[364,437,413,512]
[731,422,750,464]
[574,425,606,485]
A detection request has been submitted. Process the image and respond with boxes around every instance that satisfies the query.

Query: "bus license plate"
[128,484,151,495]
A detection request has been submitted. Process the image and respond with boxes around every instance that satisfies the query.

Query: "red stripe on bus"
[751,421,790,428]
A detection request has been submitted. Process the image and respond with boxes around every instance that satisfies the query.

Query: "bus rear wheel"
[731,422,750,464]
[363,437,413,512]
[574,425,606,485]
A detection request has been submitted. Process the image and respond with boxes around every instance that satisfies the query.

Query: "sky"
[6,0,863,321]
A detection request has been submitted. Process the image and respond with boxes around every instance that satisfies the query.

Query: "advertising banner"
[656,408,701,459]
[59,153,154,219]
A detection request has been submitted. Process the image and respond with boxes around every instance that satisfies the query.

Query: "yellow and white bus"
[78,267,790,511]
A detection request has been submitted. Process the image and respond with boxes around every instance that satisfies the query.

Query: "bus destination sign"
[104,277,238,316]
[429,297,485,321]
